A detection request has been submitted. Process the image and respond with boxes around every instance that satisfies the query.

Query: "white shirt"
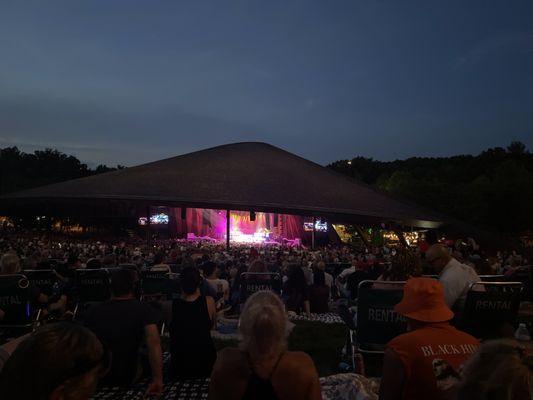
[439,258,480,309]
[323,271,334,288]
[338,266,356,280]
[207,278,229,300]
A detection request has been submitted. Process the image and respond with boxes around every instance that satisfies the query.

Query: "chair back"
[24,269,60,296]
[458,282,523,339]
[325,263,350,277]
[356,280,407,353]
[239,273,282,302]
[75,269,111,303]
[478,275,506,282]
[346,270,370,300]
[0,274,33,328]
[141,270,180,299]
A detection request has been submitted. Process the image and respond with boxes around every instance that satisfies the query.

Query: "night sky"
[1,1,532,167]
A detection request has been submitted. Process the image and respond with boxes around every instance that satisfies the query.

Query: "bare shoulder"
[281,351,317,372]
[215,347,247,369]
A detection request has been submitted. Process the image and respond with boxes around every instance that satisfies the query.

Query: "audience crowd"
[0,229,531,399]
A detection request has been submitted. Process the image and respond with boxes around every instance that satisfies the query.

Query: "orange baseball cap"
[394,277,454,322]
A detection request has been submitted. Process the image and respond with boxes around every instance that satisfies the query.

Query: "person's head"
[288,264,306,290]
[426,244,452,273]
[313,271,326,286]
[0,253,21,274]
[201,261,217,278]
[239,291,287,360]
[384,249,422,281]
[394,277,454,329]
[85,258,101,269]
[153,252,165,265]
[0,322,107,400]
[110,268,138,298]
[248,259,267,274]
[67,254,82,269]
[317,261,326,271]
[180,266,202,295]
[458,339,533,400]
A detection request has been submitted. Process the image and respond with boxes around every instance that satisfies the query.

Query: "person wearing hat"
[379,278,479,400]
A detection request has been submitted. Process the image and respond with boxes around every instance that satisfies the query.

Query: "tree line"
[328,141,533,235]
[0,147,124,195]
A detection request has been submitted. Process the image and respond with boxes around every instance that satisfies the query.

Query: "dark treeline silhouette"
[0,147,124,195]
[328,141,533,235]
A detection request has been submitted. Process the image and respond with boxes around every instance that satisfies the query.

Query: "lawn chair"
[0,274,39,335]
[74,269,111,318]
[24,269,61,297]
[355,280,407,354]
[456,281,523,339]
[478,275,506,282]
[141,270,180,300]
[239,273,282,304]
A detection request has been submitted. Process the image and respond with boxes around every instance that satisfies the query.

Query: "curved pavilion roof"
[0,142,444,228]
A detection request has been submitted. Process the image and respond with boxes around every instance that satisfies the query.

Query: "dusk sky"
[1,1,532,167]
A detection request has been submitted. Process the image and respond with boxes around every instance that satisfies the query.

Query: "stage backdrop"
[173,208,306,242]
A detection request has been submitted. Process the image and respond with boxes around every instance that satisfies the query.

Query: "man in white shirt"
[316,261,334,288]
[426,244,480,310]
[202,261,229,305]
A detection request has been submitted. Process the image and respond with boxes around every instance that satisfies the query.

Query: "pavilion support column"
[354,225,370,248]
[312,216,316,250]
[146,205,151,248]
[393,227,408,248]
[226,209,230,250]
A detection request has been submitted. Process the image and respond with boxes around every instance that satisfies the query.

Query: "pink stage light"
[227,227,270,244]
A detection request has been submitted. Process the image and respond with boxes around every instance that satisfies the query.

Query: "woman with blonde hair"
[457,339,533,400]
[209,291,322,400]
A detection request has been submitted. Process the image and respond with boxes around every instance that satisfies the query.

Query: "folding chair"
[346,270,371,300]
[141,270,180,300]
[239,273,282,304]
[355,280,407,354]
[24,269,60,297]
[0,274,39,335]
[478,275,506,282]
[74,269,111,318]
[457,281,523,339]
[141,271,180,335]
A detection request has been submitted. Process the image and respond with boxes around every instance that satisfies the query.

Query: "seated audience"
[283,265,311,315]
[170,266,217,379]
[1,253,44,303]
[209,291,322,400]
[426,244,480,310]
[150,252,170,272]
[309,271,330,313]
[84,268,163,394]
[457,339,533,400]
[374,249,421,289]
[0,322,107,400]
[203,261,230,305]
[247,259,270,280]
[379,277,479,400]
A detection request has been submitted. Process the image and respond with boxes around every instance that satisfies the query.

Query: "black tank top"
[242,352,285,400]
[169,295,216,378]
